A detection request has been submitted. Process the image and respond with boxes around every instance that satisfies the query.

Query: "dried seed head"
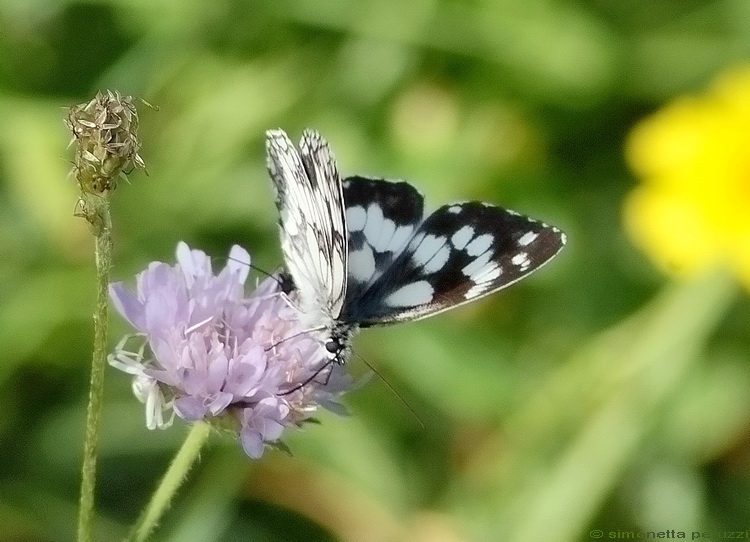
[66,90,145,196]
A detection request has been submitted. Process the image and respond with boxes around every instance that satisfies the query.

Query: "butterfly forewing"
[299,130,348,313]
[342,176,424,302]
[344,202,566,325]
[266,129,348,321]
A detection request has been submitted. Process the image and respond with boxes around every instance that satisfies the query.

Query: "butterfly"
[265,128,566,372]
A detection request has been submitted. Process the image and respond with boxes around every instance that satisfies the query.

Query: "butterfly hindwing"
[342,176,424,302]
[344,202,566,325]
[266,129,347,321]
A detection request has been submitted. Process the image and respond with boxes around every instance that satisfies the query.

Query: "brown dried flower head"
[66,90,145,195]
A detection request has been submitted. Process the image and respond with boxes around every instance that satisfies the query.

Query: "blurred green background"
[2,1,750,541]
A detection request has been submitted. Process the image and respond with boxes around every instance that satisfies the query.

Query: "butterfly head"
[323,324,357,365]
[277,270,295,295]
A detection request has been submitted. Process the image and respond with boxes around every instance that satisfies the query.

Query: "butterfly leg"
[278,359,334,396]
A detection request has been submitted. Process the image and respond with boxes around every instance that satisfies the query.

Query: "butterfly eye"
[278,272,295,294]
[325,339,340,354]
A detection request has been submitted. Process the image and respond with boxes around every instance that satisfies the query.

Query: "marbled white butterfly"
[266,128,566,370]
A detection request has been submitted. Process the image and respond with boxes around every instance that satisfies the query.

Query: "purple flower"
[109,242,351,458]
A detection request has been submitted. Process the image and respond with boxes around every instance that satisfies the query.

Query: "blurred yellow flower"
[625,67,750,287]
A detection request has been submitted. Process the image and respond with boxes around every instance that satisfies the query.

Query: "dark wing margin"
[345,201,566,325]
[342,176,425,303]
[265,129,347,319]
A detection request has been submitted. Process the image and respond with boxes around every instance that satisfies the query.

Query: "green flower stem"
[77,194,113,542]
[127,422,213,542]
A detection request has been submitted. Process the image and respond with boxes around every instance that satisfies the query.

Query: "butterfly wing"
[343,201,566,325]
[342,176,424,303]
[265,129,347,322]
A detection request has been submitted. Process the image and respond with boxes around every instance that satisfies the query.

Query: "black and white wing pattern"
[339,183,566,326]
[265,129,347,327]
[265,128,566,369]
[341,176,424,303]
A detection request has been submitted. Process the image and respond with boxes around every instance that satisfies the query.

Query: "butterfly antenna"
[264,325,327,352]
[353,351,425,430]
[223,254,288,287]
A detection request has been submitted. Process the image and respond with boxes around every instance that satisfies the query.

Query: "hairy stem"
[77,194,113,542]
[127,422,212,542]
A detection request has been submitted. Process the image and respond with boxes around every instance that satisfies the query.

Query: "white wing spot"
[518,231,539,247]
[348,245,376,282]
[511,252,531,271]
[474,265,501,283]
[363,204,385,247]
[422,245,451,274]
[507,209,521,216]
[511,252,528,265]
[465,282,489,299]
[462,251,492,277]
[465,234,493,257]
[407,232,425,252]
[346,205,367,232]
[451,225,474,250]
[412,234,446,267]
[387,224,414,253]
[447,205,462,214]
[372,218,396,253]
[384,281,434,307]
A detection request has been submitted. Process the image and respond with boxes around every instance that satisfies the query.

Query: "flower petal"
[109,282,146,330]
[174,396,208,420]
[240,428,264,459]
[227,245,251,285]
[176,241,212,288]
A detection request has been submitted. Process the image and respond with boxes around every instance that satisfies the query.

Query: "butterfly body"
[266,129,566,372]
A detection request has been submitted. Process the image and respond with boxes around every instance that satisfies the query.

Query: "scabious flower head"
[109,242,351,458]
[624,66,750,288]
